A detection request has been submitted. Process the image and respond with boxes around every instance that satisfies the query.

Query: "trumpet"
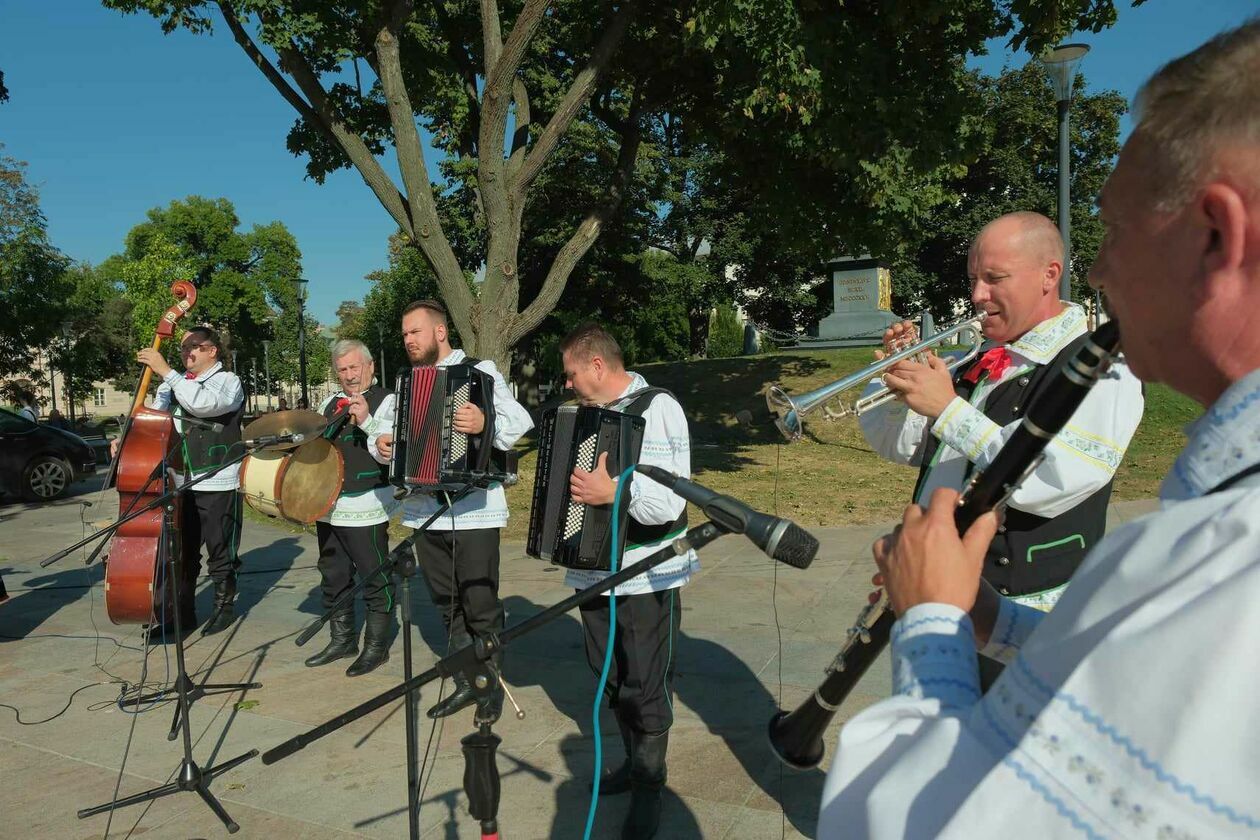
[765,314,987,442]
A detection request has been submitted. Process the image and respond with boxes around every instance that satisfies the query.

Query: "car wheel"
[21,456,72,502]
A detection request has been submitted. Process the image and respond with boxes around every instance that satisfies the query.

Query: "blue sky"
[1,0,1256,325]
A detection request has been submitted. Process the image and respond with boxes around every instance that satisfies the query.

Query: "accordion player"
[527,404,647,570]
[390,363,498,493]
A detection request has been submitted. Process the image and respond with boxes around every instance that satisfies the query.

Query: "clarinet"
[767,319,1122,769]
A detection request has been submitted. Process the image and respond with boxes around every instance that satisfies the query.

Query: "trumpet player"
[859,213,1143,656]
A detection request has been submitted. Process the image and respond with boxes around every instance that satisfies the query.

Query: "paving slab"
[0,479,1158,838]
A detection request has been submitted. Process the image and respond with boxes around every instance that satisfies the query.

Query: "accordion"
[390,363,497,493]
[527,404,646,571]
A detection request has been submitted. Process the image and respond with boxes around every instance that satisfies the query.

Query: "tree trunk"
[688,307,711,357]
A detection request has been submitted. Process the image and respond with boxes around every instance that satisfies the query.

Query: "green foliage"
[50,265,135,400]
[99,196,327,396]
[890,65,1126,318]
[0,150,74,379]
[707,303,745,358]
[103,0,1135,373]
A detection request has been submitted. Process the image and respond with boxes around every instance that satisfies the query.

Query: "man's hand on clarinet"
[870,488,997,616]
[345,394,370,426]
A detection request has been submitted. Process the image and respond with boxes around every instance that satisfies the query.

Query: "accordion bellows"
[390,364,496,494]
[528,404,645,571]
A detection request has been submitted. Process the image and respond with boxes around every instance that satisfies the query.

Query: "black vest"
[913,332,1112,597]
[177,369,246,475]
[325,386,391,494]
[613,387,689,547]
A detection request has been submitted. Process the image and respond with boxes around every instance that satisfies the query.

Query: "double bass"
[105,280,197,624]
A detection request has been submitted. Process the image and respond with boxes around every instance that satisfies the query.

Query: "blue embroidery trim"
[1206,383,1260,427]
[977,699,1106,839]
[1010,657,1260,828]
[899,676,980,698]
[893,614,965,640]
[1000,602,1020,649]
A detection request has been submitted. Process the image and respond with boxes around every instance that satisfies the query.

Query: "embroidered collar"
[607,371,649,408]
[437,349,465,367]
[1162,367,1260,501]
[1006,303,1087,365]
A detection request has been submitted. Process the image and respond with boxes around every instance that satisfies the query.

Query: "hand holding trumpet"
[872,321,958,420]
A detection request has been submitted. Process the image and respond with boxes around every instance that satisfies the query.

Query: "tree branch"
[374,6,470,319]
[513,2,634,196]
[224,4,413,234]
[510,89,645,344]
[481,0,504,72]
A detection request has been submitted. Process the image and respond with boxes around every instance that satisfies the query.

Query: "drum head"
[277,438,345,523]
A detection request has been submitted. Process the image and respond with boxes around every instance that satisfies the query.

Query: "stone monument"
[811,256,899,346]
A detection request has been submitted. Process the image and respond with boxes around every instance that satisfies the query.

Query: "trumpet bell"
[766,385,803,441]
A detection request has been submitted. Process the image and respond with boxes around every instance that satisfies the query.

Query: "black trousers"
[179,489,242,599]
[413,527,504,641]
[315,521,392,615]
[578,587,682,735]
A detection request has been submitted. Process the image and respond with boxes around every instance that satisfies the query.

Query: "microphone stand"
[293,483,476,840]
[262,519,736,838]
[76,452,258,833]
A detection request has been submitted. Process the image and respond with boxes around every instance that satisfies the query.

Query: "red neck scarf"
[184,372,198,380]
[962,347,1012,384]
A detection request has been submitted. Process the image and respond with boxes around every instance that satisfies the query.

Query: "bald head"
[971,212,1064,269]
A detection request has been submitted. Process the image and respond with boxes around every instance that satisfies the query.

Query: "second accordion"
[527,404,646,571]
[390,363,496,493]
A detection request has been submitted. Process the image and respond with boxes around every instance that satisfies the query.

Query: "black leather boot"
[346,611,392,677]
[200,577,237,636]
[473,649,505,725]
[622,729,668,839]
[305,608,358,667]
[427,627,477,718]
[589,706,634,795]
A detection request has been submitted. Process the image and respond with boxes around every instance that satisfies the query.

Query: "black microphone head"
[746,511,818,569]
[771,521,819,569]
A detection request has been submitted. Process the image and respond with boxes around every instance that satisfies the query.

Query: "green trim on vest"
[625,526,688,552]
[1026,533,1085,563]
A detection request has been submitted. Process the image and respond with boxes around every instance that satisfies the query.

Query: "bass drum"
[240,438,344,524]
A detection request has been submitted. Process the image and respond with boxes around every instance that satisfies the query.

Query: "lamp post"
[1040,42,1090,304]
[377,323,386,386]
[61,323,76,426]
[293,277,309,408]
[263,340,272,411]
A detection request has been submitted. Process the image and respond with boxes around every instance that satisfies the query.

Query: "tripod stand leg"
[196,785,241,834]
[77,781,181,818]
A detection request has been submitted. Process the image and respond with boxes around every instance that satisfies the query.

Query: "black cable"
[772,442,786,840]
[0,682,107,725]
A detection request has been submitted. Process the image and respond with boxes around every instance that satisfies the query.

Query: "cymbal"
[242,409,329,451]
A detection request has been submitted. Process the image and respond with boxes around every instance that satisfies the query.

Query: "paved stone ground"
[0,477,1160,839]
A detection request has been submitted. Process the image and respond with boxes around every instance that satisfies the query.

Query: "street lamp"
[293,277,309,408]
[1040,42,1090,304]
[262,340,273,411]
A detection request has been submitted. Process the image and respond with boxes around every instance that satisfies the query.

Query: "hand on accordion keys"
[634,465,819,569]
[569,451,617,506]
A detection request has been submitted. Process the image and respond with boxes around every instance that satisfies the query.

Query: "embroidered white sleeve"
[858,381,931,467]
[627,394,689,526]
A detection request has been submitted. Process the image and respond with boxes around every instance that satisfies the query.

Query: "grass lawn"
[245,348,1202,543]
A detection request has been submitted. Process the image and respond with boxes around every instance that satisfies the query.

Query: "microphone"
[634,465,818,569]
[245,432,306,448]
[179,416,224,433]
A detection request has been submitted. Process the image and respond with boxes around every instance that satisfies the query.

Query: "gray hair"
[1134,17,1260,210]
[331,339,373,368]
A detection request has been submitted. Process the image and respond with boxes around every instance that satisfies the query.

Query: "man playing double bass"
[113,326,246,636]
[304,339,400,677]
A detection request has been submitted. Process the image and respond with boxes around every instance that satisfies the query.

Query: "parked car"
[0,407,98,501]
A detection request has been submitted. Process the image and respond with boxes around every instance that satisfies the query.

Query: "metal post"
[251,358,258,413]
[1057,98,1072,303]
[263,341,272,411]
[297,286,309,407]
[378,323,386,385]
